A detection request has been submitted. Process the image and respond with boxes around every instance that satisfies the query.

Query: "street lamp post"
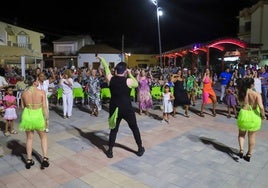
[152,0,163,67]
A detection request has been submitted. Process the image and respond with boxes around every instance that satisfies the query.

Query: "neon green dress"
[237,104,261,132]
[19,103,46,131]
[19,87,46,131]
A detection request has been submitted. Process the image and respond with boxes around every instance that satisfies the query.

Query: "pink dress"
[3,95,17,120]
[137,77,153,110]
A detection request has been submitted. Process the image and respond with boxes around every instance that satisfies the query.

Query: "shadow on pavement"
[199,136,239,162]
[50,105,63,117]
[6,139,43,166]
[0,121,5,134]
[72,127,137,156]
[76,104,91,114]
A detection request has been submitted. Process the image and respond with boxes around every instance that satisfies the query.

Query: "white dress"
[162,92,173,113]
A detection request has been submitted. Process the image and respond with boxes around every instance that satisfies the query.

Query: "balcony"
[7,41,32,49]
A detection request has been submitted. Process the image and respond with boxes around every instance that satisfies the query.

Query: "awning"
[0,45,42,59]
[0,45,42,65]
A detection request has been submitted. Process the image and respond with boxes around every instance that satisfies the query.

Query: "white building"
[237,0,268,66]
[78,44,122,68]
[52,36,122,68]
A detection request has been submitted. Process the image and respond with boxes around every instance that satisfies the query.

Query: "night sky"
[0,0,260,53]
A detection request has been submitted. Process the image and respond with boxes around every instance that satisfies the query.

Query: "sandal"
[4,131,10,137]
[212,112,216,117]
[41,157,50,168]
[244,153,251,162]
[227,115,231,118]
[185,111,190,118]
[238,150,244,158]
[10,130,18,134]
[94,109,99,117]
[199,112,205,117]
[26,159,35,169]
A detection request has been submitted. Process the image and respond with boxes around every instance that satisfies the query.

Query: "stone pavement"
[0,90,268,188]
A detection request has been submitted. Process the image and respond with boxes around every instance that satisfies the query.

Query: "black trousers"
[108,111,142,149]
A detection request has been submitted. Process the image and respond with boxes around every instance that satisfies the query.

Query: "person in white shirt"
[73,78,82,88]
[253,70,262,94]
[60,69,74,119]
[0,75,8,101]
[37,68,55,132]
[0,75,8,89]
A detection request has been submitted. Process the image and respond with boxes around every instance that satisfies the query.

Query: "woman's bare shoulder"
[248,89,261,99]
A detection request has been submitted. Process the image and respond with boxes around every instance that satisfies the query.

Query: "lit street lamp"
[151,0,163,67]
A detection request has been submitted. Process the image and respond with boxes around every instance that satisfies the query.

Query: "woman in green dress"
[20,75,50,169]
[236,77,266,162]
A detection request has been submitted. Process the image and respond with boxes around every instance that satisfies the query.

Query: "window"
[17,35,28,48]
[83,62,89,68]
[92,62,100,69]
[109,62,115,68]
[245,22,251,32]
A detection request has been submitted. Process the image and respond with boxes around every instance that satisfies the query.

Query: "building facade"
[78,44,122,68]
[52,35,95,68]
[0,20,44,75]
[237,0,268,65]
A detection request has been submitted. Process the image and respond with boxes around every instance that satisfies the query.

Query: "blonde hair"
[64,69,72,78]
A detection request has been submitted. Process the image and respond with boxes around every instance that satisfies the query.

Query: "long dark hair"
[236,77,254,102]
[25,75,37,86]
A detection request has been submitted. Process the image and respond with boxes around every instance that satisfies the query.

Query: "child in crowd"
[3,86,17,136]
[161,84,175,124]
[194,79,202,99]
[225,79,238,118]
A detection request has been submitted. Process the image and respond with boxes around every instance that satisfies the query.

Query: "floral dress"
[137,77,153,110]
[87,76,101,111]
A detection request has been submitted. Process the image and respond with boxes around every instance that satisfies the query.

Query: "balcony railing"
[7,41,32,49]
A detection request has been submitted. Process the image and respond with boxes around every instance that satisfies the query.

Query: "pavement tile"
[0,83,268,187]
[59,178,92,188]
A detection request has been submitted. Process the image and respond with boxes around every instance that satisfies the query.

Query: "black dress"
[173,80,191,107]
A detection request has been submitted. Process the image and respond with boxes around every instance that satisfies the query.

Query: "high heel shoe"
[25,159,35,169]
[244,153,251,162]
[41,157,50,168]
[238,150,244,158]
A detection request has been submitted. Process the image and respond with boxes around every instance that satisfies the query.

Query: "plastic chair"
[57,88,63,105]
[130,87,136,101]
[16,90,23,108]
[100,88,111,100]
[151,86,162,100]
[73,88,85,104]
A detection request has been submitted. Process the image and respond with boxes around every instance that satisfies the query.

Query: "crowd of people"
[0,60,267,169]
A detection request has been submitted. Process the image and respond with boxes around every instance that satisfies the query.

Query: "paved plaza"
[0,88,268,188]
